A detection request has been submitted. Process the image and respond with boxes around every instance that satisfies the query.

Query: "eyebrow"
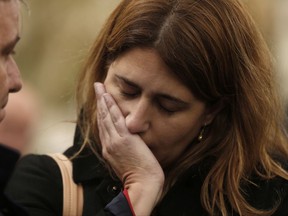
[115,74,191,106]
[1,35,20,54]
[115,74,139,88]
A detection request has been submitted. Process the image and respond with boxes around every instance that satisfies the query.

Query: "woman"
[6,0,288,215]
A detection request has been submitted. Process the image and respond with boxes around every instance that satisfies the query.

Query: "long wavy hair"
[76,0,288,215]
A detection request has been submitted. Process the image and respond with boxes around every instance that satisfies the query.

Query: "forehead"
[109,48,195,101]
[0,0,19,46]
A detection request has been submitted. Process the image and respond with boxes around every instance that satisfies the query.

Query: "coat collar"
[64,125,110,183]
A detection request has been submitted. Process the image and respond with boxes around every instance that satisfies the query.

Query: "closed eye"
[158,104,178,114]
[115,75,141,98]
[156,98,188,115]
[120,90,139,98]
[114,74,190,115]
[155,92,190,113]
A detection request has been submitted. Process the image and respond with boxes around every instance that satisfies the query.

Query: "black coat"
[4,130,288,216]
[0,144,29,216]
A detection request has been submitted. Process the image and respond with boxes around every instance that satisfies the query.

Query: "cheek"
[162,118,201,145]
[155,113,205,154]
[151,119,203,166]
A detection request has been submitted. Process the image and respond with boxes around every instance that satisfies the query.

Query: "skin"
[0,0,22,123]
[104,48,215,167]
[95,47,217,215]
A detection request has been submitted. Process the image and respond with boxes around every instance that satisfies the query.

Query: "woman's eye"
[156,99,188,115]
[120,90,139,98]
[157,102,180,114]
[159,106,177,114]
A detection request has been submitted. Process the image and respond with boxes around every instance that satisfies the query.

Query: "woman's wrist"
[125,177,164,216]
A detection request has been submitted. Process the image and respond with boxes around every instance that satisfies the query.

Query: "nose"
[8,57,22,93]
[125,98,151,134]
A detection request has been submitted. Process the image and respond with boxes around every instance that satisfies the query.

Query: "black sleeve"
[4,154,63,216]
[0,144,20,192]
[0,144,28,216]
[104,192,133,216]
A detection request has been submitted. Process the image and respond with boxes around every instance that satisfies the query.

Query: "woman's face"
[104,47,213,167]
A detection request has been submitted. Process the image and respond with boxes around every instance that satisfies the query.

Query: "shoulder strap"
[47,153,84,216]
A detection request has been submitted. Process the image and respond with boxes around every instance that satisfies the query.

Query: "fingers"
[94,83,116,142]
[96,94,111,149]
[94,82,128,136]
[102,94,128,136]
[94,82,108,134]
[94,83,165,200]
[94,82,106,100]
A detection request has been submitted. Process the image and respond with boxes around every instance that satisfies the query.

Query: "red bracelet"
[123,188,136,216]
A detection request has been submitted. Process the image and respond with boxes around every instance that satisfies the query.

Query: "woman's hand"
[94,82,164,215]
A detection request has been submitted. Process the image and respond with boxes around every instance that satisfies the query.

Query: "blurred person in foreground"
[0,0,29,215]
[6,0,288,215]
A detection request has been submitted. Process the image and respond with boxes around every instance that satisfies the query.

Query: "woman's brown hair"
[76,0,288,215]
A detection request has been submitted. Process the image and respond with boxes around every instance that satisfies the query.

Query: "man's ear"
[203,99,226,125]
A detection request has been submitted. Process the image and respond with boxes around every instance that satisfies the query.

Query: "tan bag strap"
[47,153,84,216]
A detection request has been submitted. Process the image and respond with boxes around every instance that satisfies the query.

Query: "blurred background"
[4,0,288,154]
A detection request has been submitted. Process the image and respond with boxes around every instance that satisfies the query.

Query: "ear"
[203,99,225,125]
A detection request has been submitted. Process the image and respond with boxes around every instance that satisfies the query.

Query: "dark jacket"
[0,144,29,216]
[4,128,288,216]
